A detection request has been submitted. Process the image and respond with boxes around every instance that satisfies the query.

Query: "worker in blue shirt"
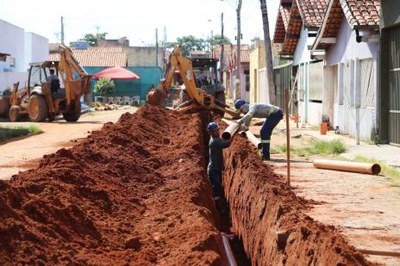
[234,99,283,160]
[207,121,231,214]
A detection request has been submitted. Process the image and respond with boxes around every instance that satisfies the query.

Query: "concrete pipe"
[313,159,381,175]
[222,122,240,140]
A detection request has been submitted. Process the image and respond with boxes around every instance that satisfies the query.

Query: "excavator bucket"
[147,88,167,106]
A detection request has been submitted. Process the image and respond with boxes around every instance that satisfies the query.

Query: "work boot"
[260,142,270,161]
[261,153,270,161]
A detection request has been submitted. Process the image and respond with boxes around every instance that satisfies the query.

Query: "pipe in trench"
[313,159,381,175]
[220,233,238,266]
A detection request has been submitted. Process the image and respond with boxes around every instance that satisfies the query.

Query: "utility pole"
[211,30,214,56]
[235,0,242,100]
[260,0,275,104]
[220,12,224,82]
[61,16,64,45]
[156,28,159,67]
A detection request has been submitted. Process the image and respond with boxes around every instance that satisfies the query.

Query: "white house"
[0,19,49,92]
[273,0,329,126]
[311,0,380,142]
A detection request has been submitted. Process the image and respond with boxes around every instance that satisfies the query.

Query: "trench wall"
[0,105,228,265]
[223,134,372,265]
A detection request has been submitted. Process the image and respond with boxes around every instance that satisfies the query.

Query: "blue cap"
[234,99,246,110]
[207,122,220,132]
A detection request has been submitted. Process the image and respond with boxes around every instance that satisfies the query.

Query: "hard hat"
[234,99,246,110]
[207,122,220,132]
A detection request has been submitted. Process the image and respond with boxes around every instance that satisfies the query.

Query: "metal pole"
[235,0,242,100]
[220,12,224,81]
[155,28,159,67]
[61,16,64,45]
[285,89,291,186]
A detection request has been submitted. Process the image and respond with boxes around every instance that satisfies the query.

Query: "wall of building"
[0,20,49,92]
[0,20,25,72]
[24,32,49,70]
[292,27,324,127]
[324,19,379,141]
[293,27,316,66]
[380,1,400,28]
[326,20,379,65]
[127,47,163,67]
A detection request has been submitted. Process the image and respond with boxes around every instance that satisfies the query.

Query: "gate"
[388,27,400,144]
[273,62,292,109]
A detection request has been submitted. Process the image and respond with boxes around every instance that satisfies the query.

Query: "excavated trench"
[0,105,374,265]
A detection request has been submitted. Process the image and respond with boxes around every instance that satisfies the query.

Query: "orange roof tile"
[48,46,127,67]
[312,0,380,52]
[277,0,330,56]
[297,0,330,29]
[340,0,380,28]
[273,3,293,43]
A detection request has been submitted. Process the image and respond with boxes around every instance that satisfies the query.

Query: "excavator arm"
[58,45,91,106]
[148,46,239,118]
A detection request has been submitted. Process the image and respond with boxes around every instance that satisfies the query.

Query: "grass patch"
[0,125,43,142]
[352,155,400,187]
[272,139,346,157]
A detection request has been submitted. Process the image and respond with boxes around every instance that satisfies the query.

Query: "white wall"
[293,27,317,65]
[24,32,49,70]
[258,67,269,103]
[326,20,379,65]
[0,72,28,92]
[293,27,323,126]
[0,20,49,93]
[325,19,379,141]
[0,20,25,72]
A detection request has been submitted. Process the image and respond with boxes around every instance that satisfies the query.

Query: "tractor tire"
[9,105,21,122]
[28,94,48,122]
[0,97,10,117]
[213,91,226,118]
[63,101,81,122]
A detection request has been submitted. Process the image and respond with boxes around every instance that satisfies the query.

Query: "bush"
[2,86,12,96]
[93,78,116,96]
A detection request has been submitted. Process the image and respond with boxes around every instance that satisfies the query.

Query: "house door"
[388,27,400,144]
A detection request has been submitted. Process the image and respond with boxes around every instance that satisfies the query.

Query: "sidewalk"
[268,119,400,170]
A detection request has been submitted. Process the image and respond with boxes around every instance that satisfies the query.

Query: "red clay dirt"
[0,105,374,265]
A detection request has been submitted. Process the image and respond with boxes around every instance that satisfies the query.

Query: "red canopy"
[92,66,140,80]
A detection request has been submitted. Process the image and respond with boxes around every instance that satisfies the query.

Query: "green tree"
[166,35,207,56]
[209,34,231,46]
[93,78,116,96]
[82,33,108,46]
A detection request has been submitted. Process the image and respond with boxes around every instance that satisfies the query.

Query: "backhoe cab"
[8,45,91,122]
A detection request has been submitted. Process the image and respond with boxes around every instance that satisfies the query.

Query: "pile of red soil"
[223,136,374,265]
[0,104,374,265]
[0,105,227,265]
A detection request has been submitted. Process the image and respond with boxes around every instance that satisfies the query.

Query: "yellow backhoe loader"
[8,45,91,122]
[147,46,239,118]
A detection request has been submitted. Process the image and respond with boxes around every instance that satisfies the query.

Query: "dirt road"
[0,107,137,180]
[252,123,400,265]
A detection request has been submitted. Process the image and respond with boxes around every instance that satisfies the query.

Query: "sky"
[0,0,280,46]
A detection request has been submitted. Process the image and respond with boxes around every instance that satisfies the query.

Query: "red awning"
[92,66,140,80]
